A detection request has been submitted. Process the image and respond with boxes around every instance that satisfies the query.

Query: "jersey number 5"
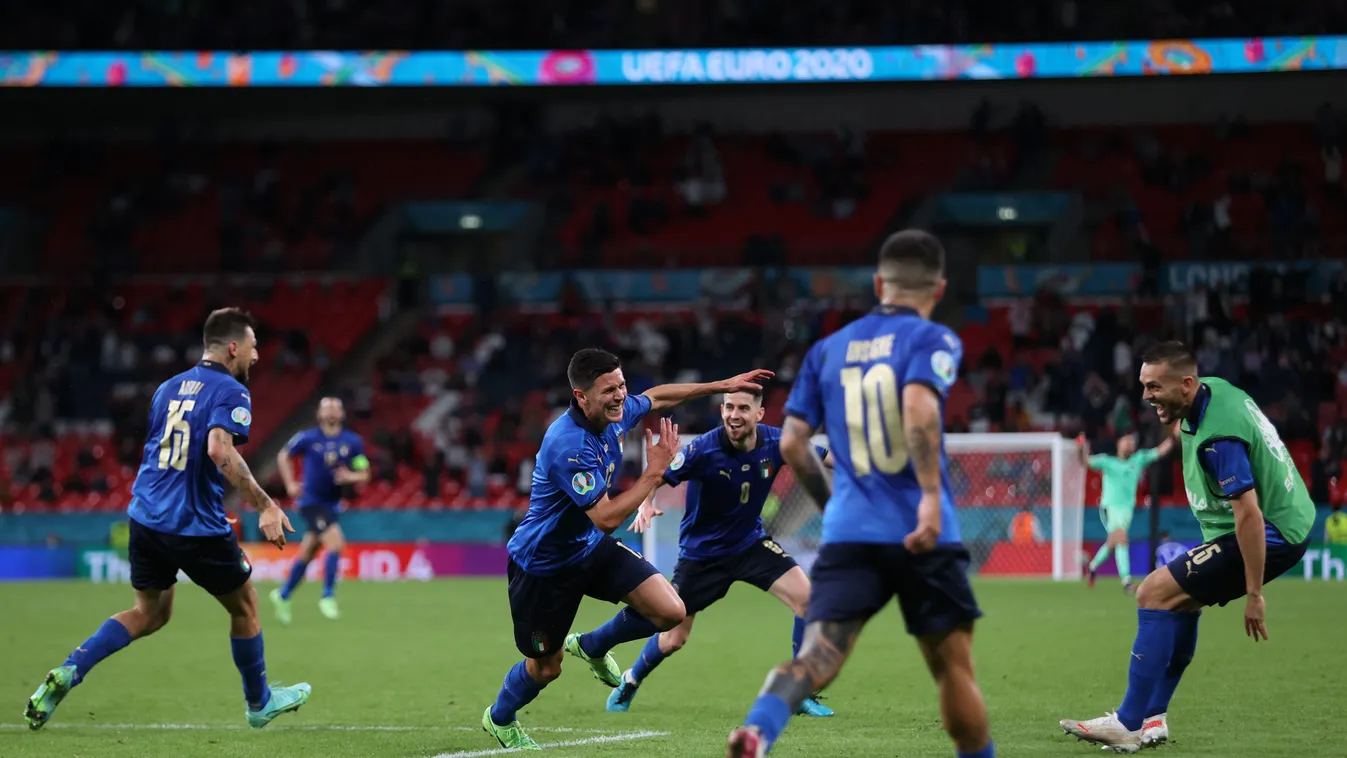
[841,365,907,476]
[157,399,195,471]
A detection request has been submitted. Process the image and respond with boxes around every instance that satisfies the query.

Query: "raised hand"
[720,368,775,394]
[645,417,680,474]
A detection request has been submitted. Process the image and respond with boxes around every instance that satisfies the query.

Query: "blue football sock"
[279,558,308,600]
[322,552,340,598]
[1147,611,1199,717]
[64,618,132,686]
[958,739,996,758]
[578,607,661,659]
[791,616,805,658]
[743,694,793,748]
[230,633,270,712]
[630,634,669,683]
[490,661,546,726]
[1116,609,1182,731]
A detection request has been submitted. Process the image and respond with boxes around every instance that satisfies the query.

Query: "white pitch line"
[0,723,617,734]
[429,730,670,758]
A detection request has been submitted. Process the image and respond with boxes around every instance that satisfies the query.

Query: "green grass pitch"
[1,578,1341,757]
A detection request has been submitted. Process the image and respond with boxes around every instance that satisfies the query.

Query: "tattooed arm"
[902,383,945,553]
[781,416,831,509]
[209,427,293,547]
[208,427,274,511]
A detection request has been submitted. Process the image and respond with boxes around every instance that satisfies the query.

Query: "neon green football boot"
[318,596,340,620]
[269,588,293,626]
[24,665,76,730]
[482,706,540,750]
[564,632,621,688]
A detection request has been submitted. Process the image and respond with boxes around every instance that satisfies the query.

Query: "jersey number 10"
[841,364,908,476]
[157,399,195,471]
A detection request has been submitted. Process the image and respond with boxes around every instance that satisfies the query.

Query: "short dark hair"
[724,386,763,402]
[567,348,621,390]
[878,229,944,289]
[203,307,256,349]
[1140,341,1197,374]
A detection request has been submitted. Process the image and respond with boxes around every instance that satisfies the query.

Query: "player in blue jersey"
[269,397,369,624]
[481,348,773,750]
[605,388,835,717]
[23,308,311,731]
[728,230,995,758]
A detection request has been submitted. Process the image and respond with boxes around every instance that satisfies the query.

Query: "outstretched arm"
[782,416,831,509]
[642,369,774,412]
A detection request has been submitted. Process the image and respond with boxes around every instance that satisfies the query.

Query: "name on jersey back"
[845,334,895,363]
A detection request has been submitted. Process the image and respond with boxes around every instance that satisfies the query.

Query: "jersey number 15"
[841,365,908,476]
[157,399,195,471]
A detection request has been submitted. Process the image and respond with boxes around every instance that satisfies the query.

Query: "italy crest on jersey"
[760,459,772,479]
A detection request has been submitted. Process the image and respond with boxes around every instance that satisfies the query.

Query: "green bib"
[1180,378,1315,544]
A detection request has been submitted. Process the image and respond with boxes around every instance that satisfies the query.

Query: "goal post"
[641,432,1086,581]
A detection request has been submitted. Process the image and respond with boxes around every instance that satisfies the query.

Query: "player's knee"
[1135,572,1177,610]
[528,655,564,683]
[136,605,173,635]
[663,628,688,653]
[648,597,686,631]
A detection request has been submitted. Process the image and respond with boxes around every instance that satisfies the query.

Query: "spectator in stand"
[1326,503,1347,545]
[1008,504,1045,545]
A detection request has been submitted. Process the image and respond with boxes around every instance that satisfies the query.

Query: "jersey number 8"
[840,364,907,476]
[157,399,195,471]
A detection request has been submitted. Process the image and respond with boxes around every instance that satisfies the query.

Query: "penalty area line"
[429,729,671,757]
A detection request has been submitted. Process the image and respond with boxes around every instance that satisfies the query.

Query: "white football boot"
[1059,712,1142,754]
[1140,712,1168,748]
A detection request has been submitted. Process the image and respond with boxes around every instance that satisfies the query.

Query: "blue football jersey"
[664,424,828,560]
[508,393,652,574]
[784,305,963,546]
[285,427,366,508]
[128,361,253,537]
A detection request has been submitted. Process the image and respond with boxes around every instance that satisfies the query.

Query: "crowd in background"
[0,282,327,499]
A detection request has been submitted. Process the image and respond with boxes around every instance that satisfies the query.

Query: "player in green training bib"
[1059,342,1313,754]
[1077,432,1175,593]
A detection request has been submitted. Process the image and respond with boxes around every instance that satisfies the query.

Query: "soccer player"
[1059,342,1314,753]
[608,389,834,717]
[269,397,369,623]
[1078,431,1175,592]
[23,308,311,730]
[728,230,995,758]
[481,348,773,750]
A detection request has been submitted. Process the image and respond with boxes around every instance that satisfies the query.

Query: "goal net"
[641,432,1086,581]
